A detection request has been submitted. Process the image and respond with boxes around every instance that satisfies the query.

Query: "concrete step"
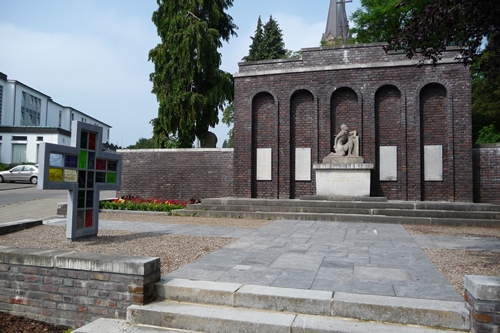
[73,318,202,332]
[174,208,500,227]
[201,198,500,212]
[155,279,469,331]
[187,203,500,220]
[127,301,467,333]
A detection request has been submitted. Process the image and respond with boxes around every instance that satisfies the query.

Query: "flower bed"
[100,197,196,212]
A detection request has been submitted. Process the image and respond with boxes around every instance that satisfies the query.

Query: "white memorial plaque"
[256,148,272,181]
[379,146,397,181]
[295,148,311,181]
[424,145,443,181]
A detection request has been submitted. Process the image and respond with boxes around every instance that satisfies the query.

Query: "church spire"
[322,0,351,45]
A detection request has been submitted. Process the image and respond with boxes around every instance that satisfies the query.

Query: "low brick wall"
[117,148,234,200]
[473,147,500,205]
[464,275,500,333]
[0,247,160,329]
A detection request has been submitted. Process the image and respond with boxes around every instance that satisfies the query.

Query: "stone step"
[187,203,500,220]
[200,198,500,212]
[155,279,469,331]
[127,300,467,333]
[174,208,499,227]
[73,318,202,333]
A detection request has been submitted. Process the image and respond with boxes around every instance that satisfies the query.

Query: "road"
[0,183,66,206]
[0,184,116,224]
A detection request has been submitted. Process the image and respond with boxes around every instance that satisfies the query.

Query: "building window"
[71,113,74,121]
[58,110,62,127]
[12,144,27,164]
[21,92,41,126]
[0,85,3,125]
[37,136,43,141]
[12,136,28,141]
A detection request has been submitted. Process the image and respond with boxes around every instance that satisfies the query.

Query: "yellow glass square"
[48,168,63,182]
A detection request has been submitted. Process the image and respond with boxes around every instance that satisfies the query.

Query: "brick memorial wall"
[114,146,499,204]
[0,247,160,328]
[473,146,500,205]
[117,149,234,200]
[233,43,474,201]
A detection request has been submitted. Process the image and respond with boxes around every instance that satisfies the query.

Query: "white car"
[0,165,39,184]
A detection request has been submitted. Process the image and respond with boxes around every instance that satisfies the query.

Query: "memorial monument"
[313,124,374,198]
[38,121,122,241]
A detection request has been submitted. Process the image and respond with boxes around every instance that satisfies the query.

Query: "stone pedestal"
[313,154,374,197]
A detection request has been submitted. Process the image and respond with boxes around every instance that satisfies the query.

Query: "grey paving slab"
[45,217,470,301]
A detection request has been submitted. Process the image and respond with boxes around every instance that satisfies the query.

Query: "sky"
[0,0,361,148]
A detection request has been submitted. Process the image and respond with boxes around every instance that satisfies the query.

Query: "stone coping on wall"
[117,148,234,153]
[0,246,160,275]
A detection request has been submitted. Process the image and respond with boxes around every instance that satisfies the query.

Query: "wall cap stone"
[117,148,233,153]
[465,275,500,301]
[0,247,160,275]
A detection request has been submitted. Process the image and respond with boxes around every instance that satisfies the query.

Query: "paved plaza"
[2,195,499,303]
[45,217,499,302]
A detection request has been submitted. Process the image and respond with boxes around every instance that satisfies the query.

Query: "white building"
[0,72,112,164]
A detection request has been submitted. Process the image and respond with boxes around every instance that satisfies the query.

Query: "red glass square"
[89,133,96,151]
[85,210,93,227]
[96,159,106,170]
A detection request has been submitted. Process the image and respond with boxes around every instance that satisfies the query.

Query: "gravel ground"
[404,224,500,295]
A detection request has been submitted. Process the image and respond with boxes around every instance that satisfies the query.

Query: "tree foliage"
[126,137,157,149]
[242,15,288,61]
[387,0,500,79]
[148,0,237,148]
[221,102,234,148]
[351,0,430,44]
[242,16,264,62]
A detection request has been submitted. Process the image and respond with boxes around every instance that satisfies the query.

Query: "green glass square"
[106,172,117,184]
[79,150,87,169]
[76,210,85,229]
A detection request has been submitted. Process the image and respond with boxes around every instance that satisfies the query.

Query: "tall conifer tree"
[148,0,237,148]
[243,16,264,62]
[260,16,288,60]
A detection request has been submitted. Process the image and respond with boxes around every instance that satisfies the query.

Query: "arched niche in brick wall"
[251,91,276,198]
[374,84,405,199]
[290,89,316,198]
[419,83,450,201]
[330,87,361,150]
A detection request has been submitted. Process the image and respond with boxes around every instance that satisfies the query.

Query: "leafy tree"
[476,125,500,144]
[350,0,430,43]
[242,16,264,62]
[387,0,500,79]
[126,137,157,149]
[222,102,234,148]
[148,0,237,148]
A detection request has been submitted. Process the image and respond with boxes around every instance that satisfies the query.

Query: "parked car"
[0,165,39,184]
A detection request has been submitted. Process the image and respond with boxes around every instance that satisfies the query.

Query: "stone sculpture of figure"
[333,123,357,156]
